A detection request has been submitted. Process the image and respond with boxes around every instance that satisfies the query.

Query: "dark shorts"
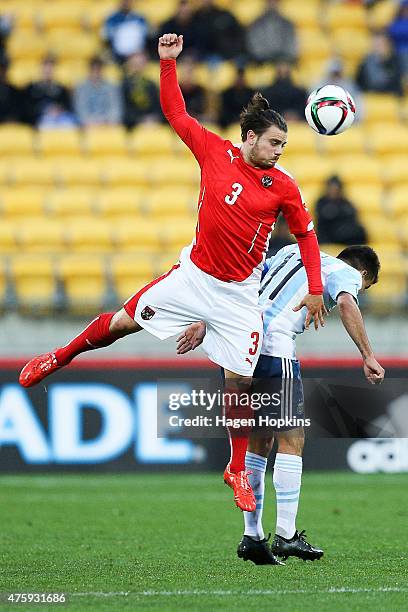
[251,354,305,432]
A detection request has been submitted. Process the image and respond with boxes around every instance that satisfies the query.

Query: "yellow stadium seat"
[281,0,320,27]
[149,158,200,187]
[11,159,55,187]
[7,31,47,60]
[10,254,56,308]
[145,187,195,218]
[298,29,331,61]
[129,125,175,157]
[39,5,86,30]
[101,158,150,187]
[37,129,82,157]
[0,125,34,157]
[319,244,347,258]
[55,158,102,186]
[19,219,66,253]
[84,1,116,29]
[222,123,242,144]
[191,61,236,92]
[335,156,382,187]
[55,60,87,87]
[58,254,106,311]
[113,218,161,253]
[245,64,275,90]
[347,185,384,216]
[320,127,368,158]
[367,0,397,29]
[110,253,154,301]
[47,189,96,218]
[46,31,100,61]
[65,218,113,253]
[285,124,319,156]
[156,252,182,275]
[331,29,371,63]
[8,60,39,86]
[370,125,408,158]
[388,187,408,219]
[229,0,264,25]
[283,156,335,186]
[0,221,18,254]
[136,0,178,26]
[11,6,38,29]
[96,188,147,217]
[84,127,128,157]
[326,3,367,30]
[383,157,408,187]
[362,216,399,245]
[368,275,407,304]
[364,94,402,125]
[161,217,196,250]
[1,188,45,217]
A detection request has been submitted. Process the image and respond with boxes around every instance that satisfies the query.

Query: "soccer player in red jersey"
[20,33,326,513]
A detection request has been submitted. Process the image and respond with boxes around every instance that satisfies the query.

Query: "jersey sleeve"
[160,59,222,166]
[280,178,314,235]
[262,256,273,279]
[327,268,362,304]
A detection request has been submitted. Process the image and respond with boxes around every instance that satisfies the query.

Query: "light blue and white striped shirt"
[259,244,362,359]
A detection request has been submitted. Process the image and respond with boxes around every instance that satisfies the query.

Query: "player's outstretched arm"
[176,321,206,354]
[337,292,385,385]
[158,33,209,164]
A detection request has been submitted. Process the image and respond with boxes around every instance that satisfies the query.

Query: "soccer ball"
[305,85,356,136]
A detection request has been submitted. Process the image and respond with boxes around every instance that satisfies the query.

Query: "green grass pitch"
[0,472,407,611]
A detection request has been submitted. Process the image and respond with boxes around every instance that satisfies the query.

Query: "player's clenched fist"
[158,33,183,59]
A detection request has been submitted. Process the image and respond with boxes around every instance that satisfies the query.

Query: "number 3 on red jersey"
[225,182,243,206]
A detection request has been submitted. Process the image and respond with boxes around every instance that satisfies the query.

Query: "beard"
[249,143,276,169]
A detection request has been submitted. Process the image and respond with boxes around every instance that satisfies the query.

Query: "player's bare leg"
[223,370,256,512]
[19,309,142,388]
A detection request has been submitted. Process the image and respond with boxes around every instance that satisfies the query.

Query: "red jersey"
[160,59,323,294]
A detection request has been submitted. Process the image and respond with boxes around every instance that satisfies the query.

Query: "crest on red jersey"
[261,175,273,188]
[141,306,155,320]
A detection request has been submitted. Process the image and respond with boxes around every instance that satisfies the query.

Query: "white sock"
[273,452,302,540]
[243,451,267,541]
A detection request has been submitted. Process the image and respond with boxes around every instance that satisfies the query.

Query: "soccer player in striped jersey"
[177,244,384,565]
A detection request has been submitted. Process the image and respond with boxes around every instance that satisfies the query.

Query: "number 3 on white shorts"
[225,182,243,206]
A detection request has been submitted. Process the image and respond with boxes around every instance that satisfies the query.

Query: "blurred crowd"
[0,0,407,130]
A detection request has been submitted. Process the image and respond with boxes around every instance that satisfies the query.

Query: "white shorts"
[123,246,263,376]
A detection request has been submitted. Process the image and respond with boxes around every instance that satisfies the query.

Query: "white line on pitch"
[71,587,408,597]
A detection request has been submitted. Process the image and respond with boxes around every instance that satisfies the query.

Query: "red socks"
[224,378,253,473]
[55,313,117,366]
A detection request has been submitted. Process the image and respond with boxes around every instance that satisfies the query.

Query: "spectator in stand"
[179,55,207,120]
[315,57,364,122]
[122,51,160,128]
[246,0,298,64]
[0,56,22,123]
[23,55,71,126]
[0,13,13,63]
[159,0,198,57]
[74,56,122,126]
[388,0,408,75]
[262,62,306,121]
[356,31,403,95]
[192,0,245,63]
[38,103,77,130]
[316,176,368,246]
[103,0,148,64]
[267,215,294,256]
[219,67,254,127]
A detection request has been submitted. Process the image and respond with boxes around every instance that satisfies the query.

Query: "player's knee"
[109,309,142,336]
[248,436,274,457]
[277,428,305,456]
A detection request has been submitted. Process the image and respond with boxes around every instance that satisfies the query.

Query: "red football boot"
[19,352,61,388]
[224,464,256,512]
